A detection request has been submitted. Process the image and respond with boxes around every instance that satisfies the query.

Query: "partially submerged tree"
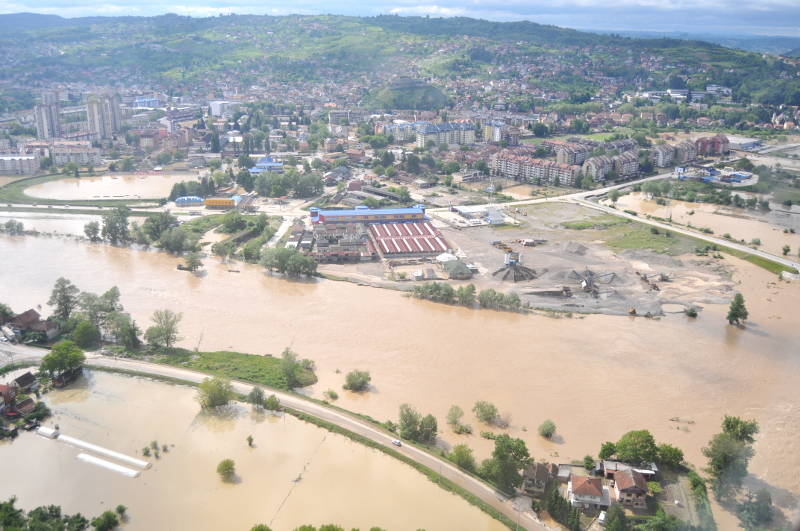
[726,293,748,325]
[41,340,85,376]
[196,376,236,409]
[144,309,183,347]
[217,459,236,481]
[472,401,499,424]
[342,369,371,392]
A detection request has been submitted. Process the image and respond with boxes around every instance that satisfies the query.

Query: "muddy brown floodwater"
[1,234,799,528]
[24,174,199,200]
[0,370,506,531]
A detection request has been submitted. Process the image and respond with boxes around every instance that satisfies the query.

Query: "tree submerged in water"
[726,293,748,325]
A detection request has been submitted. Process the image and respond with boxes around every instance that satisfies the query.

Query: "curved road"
[0,344,555,531]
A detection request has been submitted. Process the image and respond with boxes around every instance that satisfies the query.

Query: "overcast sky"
[1,0,800,37]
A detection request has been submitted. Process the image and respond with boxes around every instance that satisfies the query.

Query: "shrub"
[247,435,254,446]
[115,505,127,516]
[472,401,499,423]
[684,306,698,318]
[323,389,338,400]
[196,376,236,409]
[217,459,236,480]
[91,510,120,531]
[538,419,556,438]
[264,394,281,411]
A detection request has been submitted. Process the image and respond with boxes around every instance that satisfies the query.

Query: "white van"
[598,511,606,524]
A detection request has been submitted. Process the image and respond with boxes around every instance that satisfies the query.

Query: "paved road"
[0,344,553,531]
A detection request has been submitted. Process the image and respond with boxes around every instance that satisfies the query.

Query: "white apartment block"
[87,97,122,140]
[35,103,61,140]
[52,142,101,165]
[0,155,37,174]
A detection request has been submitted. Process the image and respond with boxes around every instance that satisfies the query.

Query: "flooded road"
[24,174,199,200]
[612,192,800,261]
[0,371,505,531]
[1,234,799,526]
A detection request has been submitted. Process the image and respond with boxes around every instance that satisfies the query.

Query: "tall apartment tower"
[34,103,61,140]
[41,91,59,105]
[87,97,122,140]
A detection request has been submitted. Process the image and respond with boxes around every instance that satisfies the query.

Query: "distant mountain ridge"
[0,12,174,32]
[587,29,800,55]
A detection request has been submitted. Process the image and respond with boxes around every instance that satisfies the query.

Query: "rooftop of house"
[614,468,648,492]
[571,476,604,497]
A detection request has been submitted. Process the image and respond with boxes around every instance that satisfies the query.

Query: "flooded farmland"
[24,173,199,200]
[611,192,800,260]
[0,371,506,531]
[1,232,799,528]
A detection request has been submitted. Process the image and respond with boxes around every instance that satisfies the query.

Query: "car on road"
[0,336,8,342]
[391,439,402,446]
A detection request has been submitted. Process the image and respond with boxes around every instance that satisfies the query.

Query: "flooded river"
[0,370,505,531]
[24,174,199,200]
[0,212,101,235]
[1,234,799,527]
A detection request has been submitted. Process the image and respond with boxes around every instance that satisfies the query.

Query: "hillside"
[0,13,798,107]
[362,84,450,111]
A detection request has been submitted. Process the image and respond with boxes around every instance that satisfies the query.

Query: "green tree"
[599,441,617,460]
[216,459,235,480]
[342,369,371,391]
[608,189,620,203]
[106,312,141,349]
[48,277,81,320]
[616,430,658,464]
[448,443,477,472]
[280,347,301,388]
[398,403,422,441]
[782,244,790,255]
[657,443,685,468]
[247,386,265,408]
[583,455,595,470]
[0,302,13,321]
[447,405,464,425]
[603,503,628,531]
[722,415,759,443]
[703,432,754,499]
[250,525,272,531]
[472,401,499,423]
[185,251,203,272]
[143,309,183,347]
[197,376,236,409]
[41,340,85,376]
[480,435,532,493]
[71,321,99,348]
[211,132,220,153]
[101,207,130,243]
[456,284,476,306]
[264,394,281,411]
[737,489,773,530]
[142,211,177,241]
[538,419,556,438]
[84,221,100,241]
[581,174,595,190]
[726,293,749,324]
[91,510,119,531]
[419,414,438,443]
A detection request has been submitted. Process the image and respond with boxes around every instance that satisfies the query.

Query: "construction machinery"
[567,268,619,298]
[492,252,546,282]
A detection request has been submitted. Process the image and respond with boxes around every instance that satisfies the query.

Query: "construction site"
[316,201,740,316]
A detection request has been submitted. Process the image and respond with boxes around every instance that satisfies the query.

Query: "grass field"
[119,346,318,389]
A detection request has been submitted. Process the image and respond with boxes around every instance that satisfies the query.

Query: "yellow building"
[205,197,235,210]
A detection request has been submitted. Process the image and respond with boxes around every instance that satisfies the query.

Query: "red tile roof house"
[568,476,611,510]
[614,469,648,508]
[0,383,19,414]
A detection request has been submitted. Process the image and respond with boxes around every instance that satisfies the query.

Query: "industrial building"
[368,221,449,257]
[310,206,427,225]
